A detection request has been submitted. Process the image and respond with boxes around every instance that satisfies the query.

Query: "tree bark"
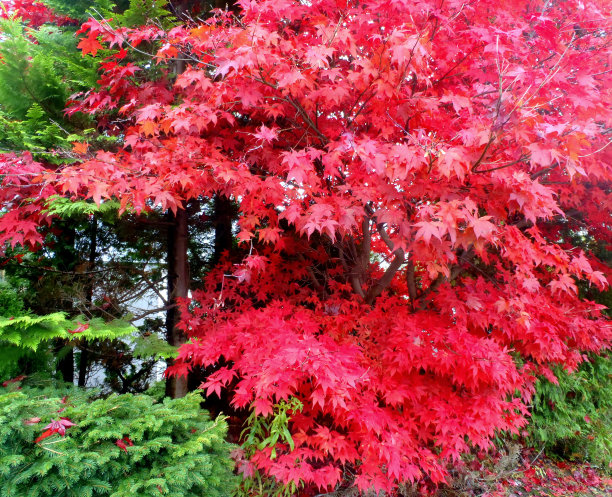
[165,208,190,398]
[55,223,76,383]
[212,195,234,265]
[78,216,98,387]
[187,195,236,404]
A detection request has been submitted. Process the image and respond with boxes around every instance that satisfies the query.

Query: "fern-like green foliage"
[0,281,136,379]
[0,104,64,154]
[117,0,175,27]
[0,283,24,317]
[529,353,612,470]
[41,0,175,27]
[43,196,122,218]
[0,22,66,120]
[0,312,69,349]
[0,312,134,350]
[0,379,237,497]
[132,334,178,360]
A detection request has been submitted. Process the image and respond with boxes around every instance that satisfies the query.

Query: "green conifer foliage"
[0,14,98,156]
[0,379,237,496]
[528,354,612,469]
[40,0,122,23]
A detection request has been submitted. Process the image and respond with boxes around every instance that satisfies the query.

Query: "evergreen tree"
[0,377,236,497]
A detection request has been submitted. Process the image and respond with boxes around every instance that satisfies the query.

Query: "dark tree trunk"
[55,223,76,383]
[213,195,234,265]
[187,195,236,407]
[56,347,74,383]
[165,208,190,398]
[78,216,98,387]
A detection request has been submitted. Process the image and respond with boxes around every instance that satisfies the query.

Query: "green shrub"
[528,353,612,469]
[0,379,237,496]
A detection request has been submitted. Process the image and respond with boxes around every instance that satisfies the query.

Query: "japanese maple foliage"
[0,152,55,251]
[2,0,612,493]
[0,1,76,28]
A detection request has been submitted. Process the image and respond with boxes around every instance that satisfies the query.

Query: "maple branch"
[326,13,345,47]
[298,253,324,292]
[578,138,612,158]
[530,162,558,181]
[433,46,477,86]
[306,266,324,292]
[365,247,405,305]
[347,90,377,127]
[416,248,474,309]
[473,154,529,174]
[357,213,406,304]
[339,246,365,298]
[284,96,328,144]
[505,33,576,121]
[130,305,176,322]
[360,217,371,272]
[375,220,396,252]
[350,274,366,299]
[406,256,417,307]
[470,136,495,173]
[346,84,375,124]
[512,208,582,231]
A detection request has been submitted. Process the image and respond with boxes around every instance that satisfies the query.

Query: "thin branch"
[470,137,495,173]
[375,220,396,252]
[530,162,558,181]
[360,217,371,272]
[130,305,175,322]
[417,248,474,309]
[339,246,365,298]
[137,270,168,306]
[473,154,529,174]
[406,256,417,307]
[285,96,329,144]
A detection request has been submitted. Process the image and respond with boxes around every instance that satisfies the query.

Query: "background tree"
[0,0,171,389]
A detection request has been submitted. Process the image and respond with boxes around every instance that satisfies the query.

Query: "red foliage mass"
[1,1,76,28]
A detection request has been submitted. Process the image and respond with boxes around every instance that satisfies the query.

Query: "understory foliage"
[529,353,612,468]
[0,0,611,495]
[0,279,134,379]
[0,378,236,497]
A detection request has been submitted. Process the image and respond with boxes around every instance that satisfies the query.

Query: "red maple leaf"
[2,374,27,387]
[34,417,76,443]
[115,435,133,453]
[77,35,103,57]
[115,438,128,453]
[67,322,89,334]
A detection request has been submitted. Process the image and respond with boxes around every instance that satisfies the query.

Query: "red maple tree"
[1,0,611,494]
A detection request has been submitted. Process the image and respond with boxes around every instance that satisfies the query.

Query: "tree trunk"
[55,223,76,383]
[213,195,234,265]
[187,195,236,402]
[78,216,98,387]
[165,208,190,398]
